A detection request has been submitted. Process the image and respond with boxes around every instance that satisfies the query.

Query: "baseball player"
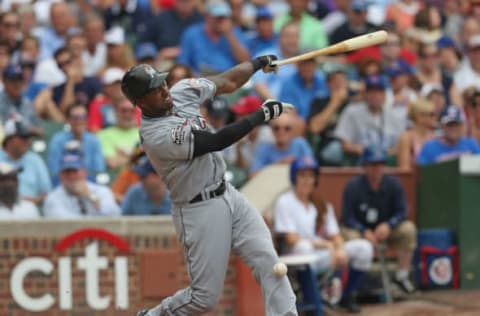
[121,56,298,316]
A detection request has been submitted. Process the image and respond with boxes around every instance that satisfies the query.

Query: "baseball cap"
[2,117,34,146]
[133,156,157,177]
[289,156,319,184]
[121,64,169,103]
[420,83,443,98]
[0,161,22,177]
[256,7,273,20]
[440,106,465,125]
[103,67,125,85]
[385,61,414,78]
[231,95,262,115]
[352,0,368,11]
[205,97,230,119]
[105,26,125,46]
[364,75,387,90]
[3,64,24,81]
[206,1,231,17]
[361,145,388,165]
[60,152,85,171]
[135,42,157,61]
[437,36,457,49]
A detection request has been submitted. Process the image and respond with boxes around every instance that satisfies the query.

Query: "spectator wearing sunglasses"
[397,99,436,171]
[250,112,313,176]
[48,104,106,184]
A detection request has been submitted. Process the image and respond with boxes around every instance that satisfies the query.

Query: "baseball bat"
[273,30,388,66]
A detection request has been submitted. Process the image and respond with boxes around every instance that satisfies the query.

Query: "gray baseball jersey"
[140,78,226,205]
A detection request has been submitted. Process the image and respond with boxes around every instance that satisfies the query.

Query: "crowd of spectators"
[0,0,479,223]
[1,0,480,312]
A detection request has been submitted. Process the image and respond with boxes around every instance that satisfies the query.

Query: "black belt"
[189,180,226,204]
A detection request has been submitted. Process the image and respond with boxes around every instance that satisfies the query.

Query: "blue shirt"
[416,137,480,165]
[279,72,328,120]
[246,33,278,57]
[121,183,172,215]
[47,130,106,183]
[140,9,203,49]
[342,174,407,232]
[177,23,248,74]
[251,46,296,99]
[24,82,48,102]
[0,150,52,199]
[251,137,314,173]
[38,28,65,61]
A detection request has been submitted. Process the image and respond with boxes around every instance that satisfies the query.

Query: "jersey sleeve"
[141,118,195,161]
[171,78,216,110]
[324,203,340,237]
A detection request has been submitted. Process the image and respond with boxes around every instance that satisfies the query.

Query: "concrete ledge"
[0,216,175,237]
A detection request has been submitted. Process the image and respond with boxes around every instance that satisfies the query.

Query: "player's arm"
[192,100,293,158]
[207,55,277,95]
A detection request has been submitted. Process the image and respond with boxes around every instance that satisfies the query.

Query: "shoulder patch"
[171,123,187,145]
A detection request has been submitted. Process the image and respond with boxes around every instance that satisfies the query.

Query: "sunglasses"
[272,125,292,132]
[69,113,87,121]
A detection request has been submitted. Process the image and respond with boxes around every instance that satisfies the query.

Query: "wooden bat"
[273,30,388,67]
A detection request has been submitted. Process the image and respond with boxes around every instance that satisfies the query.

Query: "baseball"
[273,262,288,276]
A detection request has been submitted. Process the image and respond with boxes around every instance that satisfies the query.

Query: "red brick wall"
[0,231,240,316]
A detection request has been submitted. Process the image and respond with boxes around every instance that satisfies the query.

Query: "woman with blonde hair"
[397,98,436,170]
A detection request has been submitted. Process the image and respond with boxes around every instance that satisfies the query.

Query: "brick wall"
[0,218,242,316]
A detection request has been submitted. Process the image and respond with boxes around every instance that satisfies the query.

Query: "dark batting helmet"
[121,64,169,104]
[289,156,319,185]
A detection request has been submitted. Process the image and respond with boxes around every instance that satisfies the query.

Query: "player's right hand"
[261,99,295,122]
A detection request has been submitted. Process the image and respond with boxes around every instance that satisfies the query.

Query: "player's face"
[294,169,316,196]
[138,82,173,117]
[364,163,385,183]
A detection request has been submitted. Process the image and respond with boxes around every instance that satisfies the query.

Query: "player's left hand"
[261,99,295,122]
[252,55,278,73]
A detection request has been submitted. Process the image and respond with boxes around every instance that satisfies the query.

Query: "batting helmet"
[289,156,319,185]
[121,64,168,104]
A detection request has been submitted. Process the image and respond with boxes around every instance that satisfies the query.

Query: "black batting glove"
[251,55,278,73]
[261,99,295,122]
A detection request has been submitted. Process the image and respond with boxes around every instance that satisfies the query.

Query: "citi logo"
[10,228,130,312]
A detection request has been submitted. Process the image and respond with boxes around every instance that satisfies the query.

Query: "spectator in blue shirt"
[0,64,42,136]
[246,7,278,57]
[252,21,299,100]
[139,0,203,62]
[177,1,250,75]
[279,57,328,121]
[122,156,171,215]
[0,117,51,205]
[342,146,417,295]
[37,2,75,60]
[250,113,313,175]
[48,104,106,184]
[417,106,480,165]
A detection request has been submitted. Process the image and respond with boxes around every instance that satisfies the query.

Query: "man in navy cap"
[417,106,480,165]
[342,145,418,295]
[334,75,406,163]
[43,151,120,218]
[0,64,41,134]
[246,7,278,56]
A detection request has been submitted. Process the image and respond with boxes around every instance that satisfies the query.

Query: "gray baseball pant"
[147,183,298,316]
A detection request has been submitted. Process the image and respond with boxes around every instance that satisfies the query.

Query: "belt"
[189,180,226,204]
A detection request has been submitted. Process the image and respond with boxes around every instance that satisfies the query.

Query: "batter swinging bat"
[273,30,388,67]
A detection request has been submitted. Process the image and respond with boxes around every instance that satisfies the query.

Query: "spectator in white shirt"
[454,34,480,93]
[43,151,121,218]
[0,161,40,220]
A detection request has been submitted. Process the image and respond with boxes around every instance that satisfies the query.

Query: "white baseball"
[273,262,288,276]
